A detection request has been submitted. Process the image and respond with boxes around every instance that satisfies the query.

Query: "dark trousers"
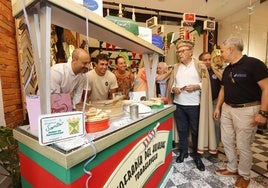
[174,104,200,157]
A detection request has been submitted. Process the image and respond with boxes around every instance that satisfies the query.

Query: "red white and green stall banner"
[18,114,173,187]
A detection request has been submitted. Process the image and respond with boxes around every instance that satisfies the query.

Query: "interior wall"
[217,3,268,64]
[0,0,24,128]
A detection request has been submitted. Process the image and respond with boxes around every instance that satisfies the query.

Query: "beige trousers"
[221,103,259,179]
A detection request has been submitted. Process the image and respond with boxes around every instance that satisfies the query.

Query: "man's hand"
[184,85,199,92]
[213,108,221,120]
[251,114,267,126]
[172,87,182,95]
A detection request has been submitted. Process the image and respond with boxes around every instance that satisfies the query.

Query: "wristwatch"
[258,110,268,118]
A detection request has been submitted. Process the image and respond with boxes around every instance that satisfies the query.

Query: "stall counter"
[13,105,176,187]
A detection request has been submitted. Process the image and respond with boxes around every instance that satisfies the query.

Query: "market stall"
[13,105,175,187]
[11,0,175,187]
[12,0,163,115]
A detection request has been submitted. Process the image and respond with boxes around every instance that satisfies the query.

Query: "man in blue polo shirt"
[214,36,268,188]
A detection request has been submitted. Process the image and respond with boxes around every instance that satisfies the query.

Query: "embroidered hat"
[176,40,194,49]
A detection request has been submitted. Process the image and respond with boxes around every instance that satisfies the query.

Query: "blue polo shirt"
[222,55,268,104]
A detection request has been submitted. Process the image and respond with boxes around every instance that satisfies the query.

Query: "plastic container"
[150,102,164,109]
[26,95,41,131]
[85,118,109,133]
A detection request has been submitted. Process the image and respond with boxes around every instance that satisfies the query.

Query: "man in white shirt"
[170,40,211,171]
[50,48,91,109]
[85,53,118,101]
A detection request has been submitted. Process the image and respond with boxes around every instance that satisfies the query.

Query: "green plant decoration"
[0,126,21,187]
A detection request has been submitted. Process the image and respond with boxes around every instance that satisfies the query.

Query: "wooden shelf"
[12,0,163,55]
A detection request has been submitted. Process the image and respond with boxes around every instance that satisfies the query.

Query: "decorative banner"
[180,27,185,40]
[131,60,136,68]
[99,40,103,48]
[111,44,116,51]
[107,52,112,57]
[185,30,190,40]
[104,123,169,187]
[106,42,111,49]
[166,32,173,44]
[18,116,173,187]
[132,52,136,59]
[194,25,202,36]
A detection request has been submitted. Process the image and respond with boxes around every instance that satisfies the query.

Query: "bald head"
[71,48,91,74]
[72,48,89,60]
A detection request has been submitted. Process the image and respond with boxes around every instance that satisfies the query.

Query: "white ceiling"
[103,0,267,21]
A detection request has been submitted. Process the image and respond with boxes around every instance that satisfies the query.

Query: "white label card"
[38,111,85,146]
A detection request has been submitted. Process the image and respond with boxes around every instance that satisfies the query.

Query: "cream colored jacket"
[167,59,217,154]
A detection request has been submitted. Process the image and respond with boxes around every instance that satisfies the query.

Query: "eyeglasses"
[176,48,191,54]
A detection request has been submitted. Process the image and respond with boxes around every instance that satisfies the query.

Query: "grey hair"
[222,36,244,51]
[158,62,167,70]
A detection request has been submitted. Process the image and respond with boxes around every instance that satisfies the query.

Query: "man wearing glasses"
[214,36,268,188]
[169,40,216,171]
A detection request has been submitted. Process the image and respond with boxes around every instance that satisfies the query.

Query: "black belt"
[226,101,260,108]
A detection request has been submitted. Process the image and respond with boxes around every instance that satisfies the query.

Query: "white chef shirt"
[50,62,86,107]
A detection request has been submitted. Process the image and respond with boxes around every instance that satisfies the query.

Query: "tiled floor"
[217,131,268,179]
[0,166,11,188]
[162,131,268,188]
[250,131,268,179]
